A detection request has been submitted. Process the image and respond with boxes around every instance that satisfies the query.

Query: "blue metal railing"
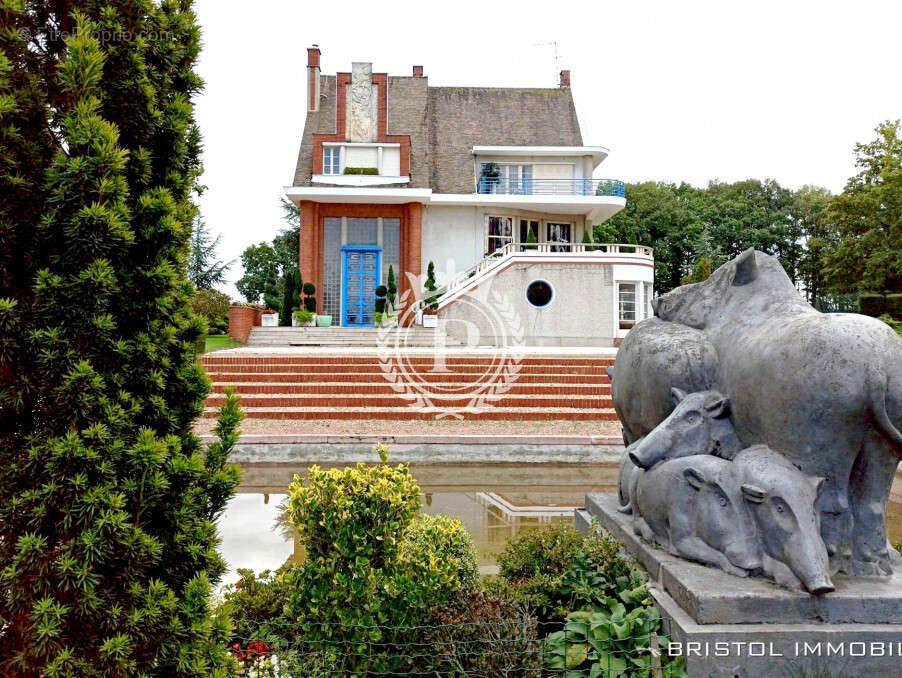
[477,177,626,197]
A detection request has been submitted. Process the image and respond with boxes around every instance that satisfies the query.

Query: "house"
[283,46,654,346]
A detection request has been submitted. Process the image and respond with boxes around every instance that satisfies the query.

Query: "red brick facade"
[298,201,424,326]
[310,72,411,176]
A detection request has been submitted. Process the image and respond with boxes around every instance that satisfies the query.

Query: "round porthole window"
[526,280,554,308]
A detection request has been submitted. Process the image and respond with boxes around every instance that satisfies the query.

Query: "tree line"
[596,120,902,309]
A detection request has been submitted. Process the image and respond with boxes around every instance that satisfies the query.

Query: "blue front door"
[342,246,381,327]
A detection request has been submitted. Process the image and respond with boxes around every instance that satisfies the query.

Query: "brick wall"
[229,306,262,343]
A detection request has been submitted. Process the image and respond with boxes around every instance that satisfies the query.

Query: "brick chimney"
[412,65,424,77]
[307,45,321,112]
[559,69,570,88]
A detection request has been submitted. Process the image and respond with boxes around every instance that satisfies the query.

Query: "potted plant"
[479,162,501,193]
[293,309,315,327]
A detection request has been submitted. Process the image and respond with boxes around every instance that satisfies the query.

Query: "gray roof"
[293,75,583,193]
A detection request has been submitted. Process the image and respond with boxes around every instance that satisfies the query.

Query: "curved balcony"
[477,177,626,197]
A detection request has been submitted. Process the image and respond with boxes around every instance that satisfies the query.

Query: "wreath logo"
[377,283,525,420]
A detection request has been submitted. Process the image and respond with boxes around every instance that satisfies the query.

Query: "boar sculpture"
[618,388,742,514]
[632,455,763,578]
[652,249,902,576]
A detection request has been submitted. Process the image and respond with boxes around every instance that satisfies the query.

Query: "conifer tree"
[0,5,241,676]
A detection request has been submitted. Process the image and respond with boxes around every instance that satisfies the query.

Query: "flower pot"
[316,314,332,327]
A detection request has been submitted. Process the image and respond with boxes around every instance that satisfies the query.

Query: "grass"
[203,334,243,354]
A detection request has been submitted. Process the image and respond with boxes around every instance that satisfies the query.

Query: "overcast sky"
[192,0,902,298]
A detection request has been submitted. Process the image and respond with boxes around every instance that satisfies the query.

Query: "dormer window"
[323,147,341,175]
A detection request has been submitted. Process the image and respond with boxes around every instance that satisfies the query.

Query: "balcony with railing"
[477,177,626,197]
[418,242,653,313]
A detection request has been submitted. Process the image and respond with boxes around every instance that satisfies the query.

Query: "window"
[546,223,572,252]
[526,280,554,308]
[478,164,533,193]
[323,147,341,175]
[619,283,637,329]
[519,219,539,250]
[486,216,513,254]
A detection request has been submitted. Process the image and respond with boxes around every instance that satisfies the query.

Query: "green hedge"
[860,293,902,319]
[343,166,378,175]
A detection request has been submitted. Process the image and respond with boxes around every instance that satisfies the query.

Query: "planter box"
[423,314,438,328]
[316,315,332,327]
[293,315,316,327]
[260,313,278,327]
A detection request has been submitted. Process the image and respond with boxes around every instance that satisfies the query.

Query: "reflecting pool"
[217,462,902,585]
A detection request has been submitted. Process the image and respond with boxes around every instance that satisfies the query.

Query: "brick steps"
[206,394,613,409]
[203,407,619,421]
[201,357,615,367]
[201,353,614,422]
[205,372,608,384]
[203,364,610,375]
[209,382,611,395]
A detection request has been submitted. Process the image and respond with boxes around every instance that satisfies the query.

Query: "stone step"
[202,406,619,421]
[209,382,612,395]
[207,393,614,409]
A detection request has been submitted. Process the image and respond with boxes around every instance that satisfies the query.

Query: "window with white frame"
[323,147,341,175]
[618,282,637,329]
[486,216,513,254]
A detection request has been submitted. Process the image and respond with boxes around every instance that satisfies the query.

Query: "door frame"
[341,245,382,327]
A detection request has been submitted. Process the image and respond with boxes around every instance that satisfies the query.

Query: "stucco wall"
[438,262,616,347]
[422,205,590,282]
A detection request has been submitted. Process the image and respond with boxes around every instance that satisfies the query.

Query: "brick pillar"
[403,202,423,326]
[299,201,321,311]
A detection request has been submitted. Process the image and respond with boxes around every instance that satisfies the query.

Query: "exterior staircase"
[246,326,463,347]
[201,354,616,421]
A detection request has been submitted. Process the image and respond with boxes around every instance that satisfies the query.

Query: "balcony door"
[546,222,572,252]
[519,219,539,250]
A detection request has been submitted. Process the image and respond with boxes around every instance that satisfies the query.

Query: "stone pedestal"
[577,493,902,678]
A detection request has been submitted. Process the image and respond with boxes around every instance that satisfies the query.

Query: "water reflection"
[217,463,902,585]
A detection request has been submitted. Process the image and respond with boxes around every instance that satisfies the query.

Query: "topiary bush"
[401,513,480,593]
[375,284,387,314]
[302,281,316,313]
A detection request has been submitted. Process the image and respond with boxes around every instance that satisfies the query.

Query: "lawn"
[203,334,243,353]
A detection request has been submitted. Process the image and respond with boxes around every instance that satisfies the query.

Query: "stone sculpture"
[653,249,902,576]
[608,248,902,595]
[606,317,718,446]
[617,388,742,514]
[631,455,763,578]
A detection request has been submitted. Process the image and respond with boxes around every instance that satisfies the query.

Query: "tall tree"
[790,185,835,307]
[235,241,282,308]
[0,6,240,676]
[188,216,232,289]
[824,120,902,293]
[235,198,299,307]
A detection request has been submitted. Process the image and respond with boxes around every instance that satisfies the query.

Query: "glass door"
[519,219,539,250]
[546,222,572,252]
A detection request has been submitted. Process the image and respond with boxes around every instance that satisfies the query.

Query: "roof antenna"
[533,41,561,80]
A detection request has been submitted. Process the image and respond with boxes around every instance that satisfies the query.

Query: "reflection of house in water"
[475,492,577,542]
